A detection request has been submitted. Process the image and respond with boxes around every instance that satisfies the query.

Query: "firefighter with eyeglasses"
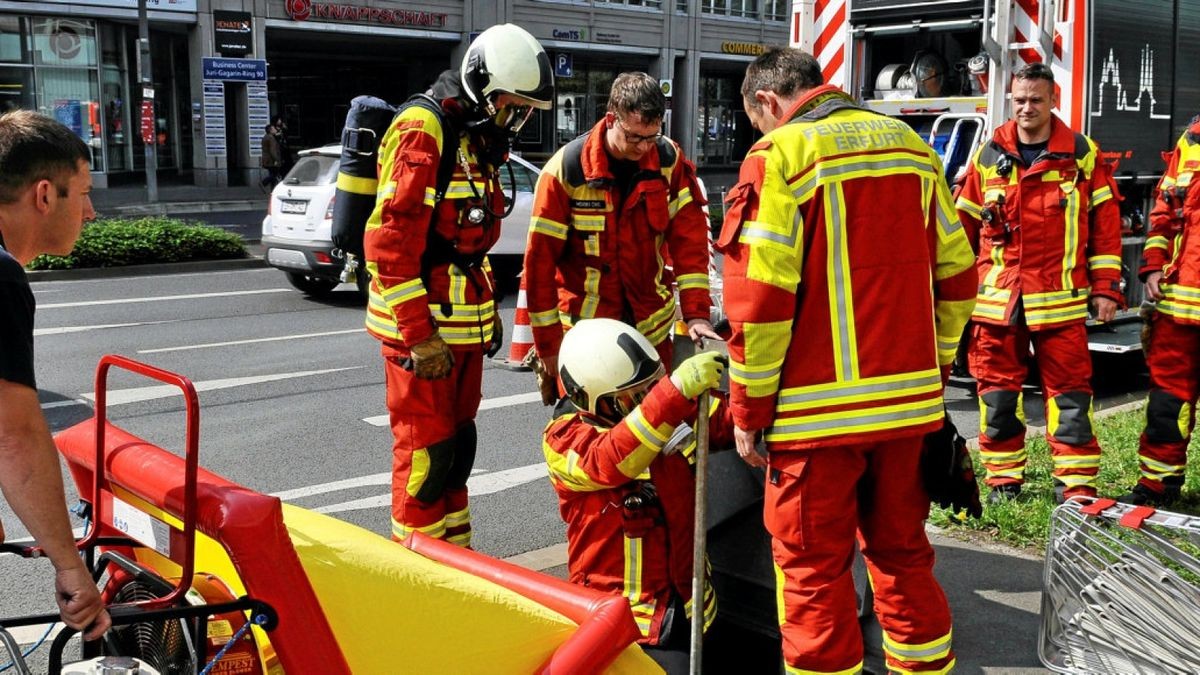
[524,72,718,406]
[362,24,553,547]
[955,62,1123,506]
[1121,116,1200,507]
[541,318,733,673]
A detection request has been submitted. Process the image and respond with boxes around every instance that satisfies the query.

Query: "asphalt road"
[0,263,1151,672]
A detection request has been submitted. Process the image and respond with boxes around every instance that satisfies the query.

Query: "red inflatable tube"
[56,420,352,675]
[402,532,642,674]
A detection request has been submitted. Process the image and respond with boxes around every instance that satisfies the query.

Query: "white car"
[261,146,540,297]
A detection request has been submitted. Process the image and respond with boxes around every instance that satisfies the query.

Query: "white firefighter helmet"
[558,318,664,423]
[461,24,554,133]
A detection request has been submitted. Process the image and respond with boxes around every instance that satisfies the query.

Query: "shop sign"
[721,42,767,56]
[284,0,447,28]
[594,31,622,45]
[202,57,267,82]
[551,28,586,41]
[44,0,197,12]
[139,100,155,145]
[214,11,253,57]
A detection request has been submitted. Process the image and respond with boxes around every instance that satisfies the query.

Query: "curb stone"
[26,256,267,282]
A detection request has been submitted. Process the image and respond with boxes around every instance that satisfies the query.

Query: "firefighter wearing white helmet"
[544,318,734,673]
[362,25,553,550]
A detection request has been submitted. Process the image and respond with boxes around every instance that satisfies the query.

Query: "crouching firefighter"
[361,24,553,546]
[541,318,734,673]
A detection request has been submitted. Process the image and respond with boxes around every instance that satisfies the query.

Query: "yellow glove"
[670,351,727,400]
[409,334,454,379]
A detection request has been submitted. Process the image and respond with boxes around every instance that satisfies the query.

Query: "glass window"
[0,66,34,114]
[596,0,662,6]
[696,73,754,166]
[37,67,103,171]
[283,154,339,186]
[30,18,97,68]
[677,0,689,12]
[702,0,759,19]
[764,0,788,21]
[0,16,27,64]
[501,159,537,194]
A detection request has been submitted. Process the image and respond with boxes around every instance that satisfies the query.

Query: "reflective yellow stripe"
[623,535,648,636]
[448,269,467,305]
[742,211,803,250]
[1144,236,1169,252]
[1054,455,1100,469]
[1087,254,1122,271]
[1062,188,1081,288]
[583,233,600,256]
[790,150,939,203]
[423,186,437,207]
[544,440,608,492]
[1156,299,1200,321]
[668,187,694,217]
[784,662,863,675]
[530,308,560,328]
[636,300,677,348]
[618,407,670,479]
[956,195,983,219]
[826,184,859,382]
[776,369,942,413]
[445,531,472,547]
[1056,473,1096,488]
[675,272,709,291]
[734,319,792,398]
[883,628,952,662]
[531,216,569,240]
[392,517,446,541]
[890,659,955,675]
[581,267,601,320]
[1024,289,1085,307]
[983,241,1005,287]
[573,213,606,231]
[979,448,1027,463]
[380,277,427,307]
[444,507,471,528]
[767,398,943,443]
[336,172,377,195]
[1092,184,1114,207]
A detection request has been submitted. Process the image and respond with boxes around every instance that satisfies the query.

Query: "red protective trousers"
[765,436,955,675]
[969,321,1101,497]
[1137,314,1200,492]
[383,343,483,547]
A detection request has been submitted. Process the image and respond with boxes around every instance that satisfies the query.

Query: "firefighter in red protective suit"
[524,72,718,406]
[719,48,977,675]
[1121,118,1200,506]
[543,318,733,673]
[955,63,1123,505]
[364,24,553,547]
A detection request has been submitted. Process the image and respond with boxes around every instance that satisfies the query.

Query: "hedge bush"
[28,217,246,270]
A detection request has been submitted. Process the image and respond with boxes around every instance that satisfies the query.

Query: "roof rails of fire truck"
[981,0,1057,132]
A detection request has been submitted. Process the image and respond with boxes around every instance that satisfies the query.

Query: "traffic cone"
[494,274,534,371]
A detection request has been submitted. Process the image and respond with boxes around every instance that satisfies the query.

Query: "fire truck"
[785,0,1200,353]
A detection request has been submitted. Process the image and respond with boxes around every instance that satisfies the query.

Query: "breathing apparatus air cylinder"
[331,95,399,260]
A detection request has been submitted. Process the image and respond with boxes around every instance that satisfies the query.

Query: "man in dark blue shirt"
[0,110,109,640]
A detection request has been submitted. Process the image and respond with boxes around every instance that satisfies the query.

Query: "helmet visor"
[493,102,535,134]
[600,361,665,420]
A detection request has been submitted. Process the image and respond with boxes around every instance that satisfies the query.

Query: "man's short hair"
[607,72,665,122]
[741,47,824,106]
[1013,62,1054,86]
[0,111,89,204]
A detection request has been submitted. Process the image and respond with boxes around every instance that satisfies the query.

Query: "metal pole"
[689,390,710,675]
[137,0,158,202]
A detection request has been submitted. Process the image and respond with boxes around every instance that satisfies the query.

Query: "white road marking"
[40,398,90,410]
[138,328,365,354]
[37,288,291,309]
[361,391,543,427]
[271,472,389,501]
[82,367,363,406]
[34,320,175,336]
[502,542,569,572]
[307,463,548,515]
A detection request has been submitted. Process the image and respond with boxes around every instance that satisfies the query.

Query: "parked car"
[261,145,540,298]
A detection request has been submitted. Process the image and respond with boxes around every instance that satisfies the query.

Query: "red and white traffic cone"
[494,274,534,371]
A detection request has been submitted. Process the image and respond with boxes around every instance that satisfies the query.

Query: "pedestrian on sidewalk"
[542,318,732,674]
[955,62,1123,505]
[1122,115,1200,507]
[719,47,977,675]
[260,122,283,192]
[0,110,111,641]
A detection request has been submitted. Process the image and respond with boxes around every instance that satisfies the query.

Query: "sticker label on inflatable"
[111,496,171,557]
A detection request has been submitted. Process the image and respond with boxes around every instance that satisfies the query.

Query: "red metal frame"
[77,354,200,610]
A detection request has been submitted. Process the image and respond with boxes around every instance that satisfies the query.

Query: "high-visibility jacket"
[1142,119,1200,325]
[955,117,1123,329]
[541,379,733,644]
[718,85,978,447]
[363,95,501,351]
[524,118,711,362]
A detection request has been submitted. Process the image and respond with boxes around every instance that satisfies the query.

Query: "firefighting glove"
[670,351,728,400]
[525,348,559,406]
[1139,301,1156,354]
[486,315,504,358]
[921,413,983,519]
[408,334,454,380]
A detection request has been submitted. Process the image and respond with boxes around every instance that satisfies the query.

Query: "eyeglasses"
[615,117,663,146]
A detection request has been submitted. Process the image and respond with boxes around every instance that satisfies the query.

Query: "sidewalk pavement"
[91,181,267,217]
